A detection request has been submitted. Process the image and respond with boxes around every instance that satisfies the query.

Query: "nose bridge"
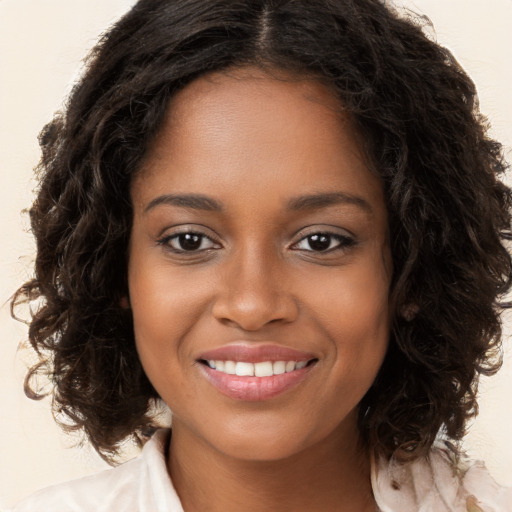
[212,241,297,330]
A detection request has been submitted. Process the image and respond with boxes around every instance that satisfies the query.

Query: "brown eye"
[159,232,218,252]
[175,233,203,251]
[294,233,355,253]
[306,234,332,251]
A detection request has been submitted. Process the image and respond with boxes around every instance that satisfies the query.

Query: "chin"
[214,432,311,463]
[203,413,350,464]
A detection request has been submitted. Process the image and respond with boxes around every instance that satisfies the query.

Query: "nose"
[211,248,299,332]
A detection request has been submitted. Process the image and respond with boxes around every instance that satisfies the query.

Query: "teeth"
[235,362,254,376]
[254,361,273,377]
[206,359,310,376]
[224,360,236,375]
[273,361,286,375]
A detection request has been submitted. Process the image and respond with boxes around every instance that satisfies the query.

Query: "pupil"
[308,234,331,251]
[179,233,201,251]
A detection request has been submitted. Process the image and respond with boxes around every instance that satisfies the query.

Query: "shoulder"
[7,429,183,512]
[8,457,144,512]
[372,443,512,512]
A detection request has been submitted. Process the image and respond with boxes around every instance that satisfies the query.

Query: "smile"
[197,343,318,400]
[205,360,308,376]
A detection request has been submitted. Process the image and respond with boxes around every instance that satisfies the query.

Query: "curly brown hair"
[12,0,512,463]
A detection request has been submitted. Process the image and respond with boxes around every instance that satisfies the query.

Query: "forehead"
[162,66,344,131]
[133,66,384,220]
[153,67,356,148]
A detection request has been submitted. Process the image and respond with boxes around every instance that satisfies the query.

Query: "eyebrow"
[143,191,372,214]
[286,192,373,214]
[143,194,223,213]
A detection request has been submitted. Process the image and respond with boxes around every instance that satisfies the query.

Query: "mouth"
[198,358,316,377]
[196,344,319,401]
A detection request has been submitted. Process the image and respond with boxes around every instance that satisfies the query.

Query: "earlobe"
[120,296,131,309]
[401,303,418,321]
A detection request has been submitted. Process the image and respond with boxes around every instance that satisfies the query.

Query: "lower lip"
[198,363,314,401]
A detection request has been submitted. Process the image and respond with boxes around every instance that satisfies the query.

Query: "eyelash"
[292,232,356,253]
[156,230,356,255]
[157,231,221,253]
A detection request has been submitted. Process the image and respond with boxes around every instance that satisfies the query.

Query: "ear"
[120,296,131,309]
[400,303,418,321]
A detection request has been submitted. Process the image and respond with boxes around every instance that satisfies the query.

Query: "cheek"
[127,250,226,405]
[304,254,390,372]
[129,251,210,334]
[308,256,389,329]
[128,257,200,380]
[130,289,198,410]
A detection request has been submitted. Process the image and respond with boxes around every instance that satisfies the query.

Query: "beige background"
[1,0,511,508]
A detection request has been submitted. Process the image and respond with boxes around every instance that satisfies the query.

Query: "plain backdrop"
[1,0,511,508]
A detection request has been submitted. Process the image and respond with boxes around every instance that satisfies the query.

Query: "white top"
[7,429,512,512]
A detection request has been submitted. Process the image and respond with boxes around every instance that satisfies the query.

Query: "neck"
[167,419,376,512]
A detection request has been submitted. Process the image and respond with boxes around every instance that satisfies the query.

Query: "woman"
[9,0,512,510]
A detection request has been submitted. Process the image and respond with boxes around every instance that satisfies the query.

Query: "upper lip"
[198,343,317,363]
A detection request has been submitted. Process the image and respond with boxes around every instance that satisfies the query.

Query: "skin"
[128,66,391,512]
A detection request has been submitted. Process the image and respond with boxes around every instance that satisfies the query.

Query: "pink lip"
[196,343,318,401]
[198,363,315,401]
[198,343,316,363]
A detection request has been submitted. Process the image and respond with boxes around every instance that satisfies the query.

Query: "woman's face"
[128,67,391,462]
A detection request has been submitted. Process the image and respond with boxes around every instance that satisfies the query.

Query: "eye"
[158,232,219,253]
[293,232,355,253]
